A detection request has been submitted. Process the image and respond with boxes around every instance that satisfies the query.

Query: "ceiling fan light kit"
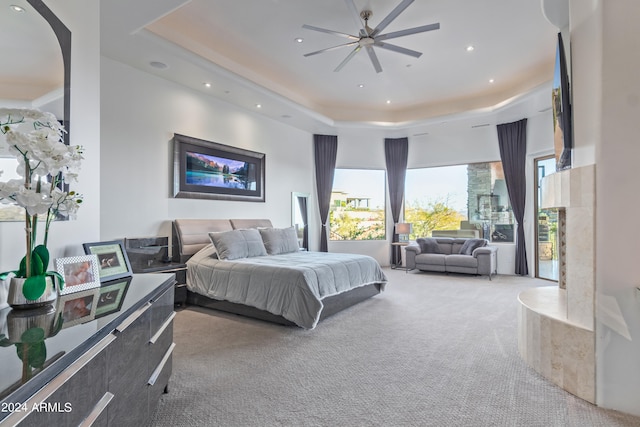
[302,0,440,73]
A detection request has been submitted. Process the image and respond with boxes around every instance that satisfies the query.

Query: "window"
[330,169,386,241]
[405,162,514,242]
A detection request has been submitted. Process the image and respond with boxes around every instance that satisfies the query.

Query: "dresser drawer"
[10,335,114,427]
[150,287,174,338]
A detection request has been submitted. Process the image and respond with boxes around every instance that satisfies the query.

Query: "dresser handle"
[77,392,114,427]
[115,302,152,333]
[150,312,176,344]
[148,343,176,386]
[0,334,116,426]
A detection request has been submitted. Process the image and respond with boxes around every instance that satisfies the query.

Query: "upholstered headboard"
[172,219,274,263]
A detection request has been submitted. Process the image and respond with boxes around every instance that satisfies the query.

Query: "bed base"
[186,282,383,327]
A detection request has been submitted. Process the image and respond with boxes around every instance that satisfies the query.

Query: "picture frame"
[82,240,133,282]
[173,133,265,202]
[55,254,101,295]
[56,288,100,328]
[94,277,131,318]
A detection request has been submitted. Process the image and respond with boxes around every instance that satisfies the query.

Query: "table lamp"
[395,223,412,242]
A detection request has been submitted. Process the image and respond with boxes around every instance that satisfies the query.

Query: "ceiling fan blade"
[302,24,359,40]
[334,45,362,72]
[374,41,422,58]
[304,42,358,57]
[366,46,383,73]
[370,0,415,37]
[376,23,440,41]
[344,0,367,37]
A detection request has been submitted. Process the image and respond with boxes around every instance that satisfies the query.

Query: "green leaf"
[29,342,46,368]
[48,271,65,291]
[22,275,46,300]
[30,251,44,276]
[16,342,47,369]
[33,245,50,271]
[18,256,27,278]
[20,327,45,344]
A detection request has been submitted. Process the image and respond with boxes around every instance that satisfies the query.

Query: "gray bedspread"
[186,245,387,329]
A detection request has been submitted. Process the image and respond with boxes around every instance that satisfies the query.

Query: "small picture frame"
[94,277,132,319]
[56,288,100,328]
[55,254,101,295]
[82,240,133,282]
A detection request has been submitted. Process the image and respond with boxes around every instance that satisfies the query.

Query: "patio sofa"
[405,237,498,279]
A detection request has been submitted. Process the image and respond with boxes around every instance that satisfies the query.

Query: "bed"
[172,219,387,329]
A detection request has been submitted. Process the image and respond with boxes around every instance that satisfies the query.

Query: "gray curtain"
[497,119,528,275]
[297,196,309,250]
[385,138,409,264]
[314,135,338,252]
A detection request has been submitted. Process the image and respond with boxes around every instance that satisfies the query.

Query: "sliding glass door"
[535,156,559,281]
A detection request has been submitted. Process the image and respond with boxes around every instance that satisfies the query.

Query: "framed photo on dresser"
[82,240,132,282]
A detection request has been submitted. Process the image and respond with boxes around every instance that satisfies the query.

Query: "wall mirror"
[0,0,71,221]
[292,192,309,251]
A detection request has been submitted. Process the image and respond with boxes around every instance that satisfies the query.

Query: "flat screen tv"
[552,32,572,171]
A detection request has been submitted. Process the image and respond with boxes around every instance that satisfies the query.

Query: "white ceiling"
[97,0,560,135]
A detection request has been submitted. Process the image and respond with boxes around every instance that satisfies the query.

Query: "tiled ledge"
[517,287,595,403]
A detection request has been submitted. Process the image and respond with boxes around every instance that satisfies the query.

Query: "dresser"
[0,274,175,426]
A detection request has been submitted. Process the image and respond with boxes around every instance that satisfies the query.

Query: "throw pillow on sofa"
[459,238,487,255]
[416,238,441,254]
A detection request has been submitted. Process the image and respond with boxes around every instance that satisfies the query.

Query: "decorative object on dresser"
[82,240,132,282]
[125,237,187,306]
[0,108,84,308]
[0,274,175,426]
[173,218,387,329]
[55,254,101,295]
[173,133,265,202]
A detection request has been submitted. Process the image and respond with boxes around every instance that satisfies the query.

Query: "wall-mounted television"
[552,32,572,171]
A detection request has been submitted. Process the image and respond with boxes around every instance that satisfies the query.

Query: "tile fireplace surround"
[518,164,596,403]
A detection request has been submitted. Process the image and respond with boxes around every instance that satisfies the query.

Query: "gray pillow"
[259,227,300,255]
[459,238,487,255]
[208,229,267,260]
[416,238,441,254]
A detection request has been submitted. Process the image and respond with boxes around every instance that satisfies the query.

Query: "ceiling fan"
[302,0,440,73]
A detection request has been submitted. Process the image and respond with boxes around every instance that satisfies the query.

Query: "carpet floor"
[148,268,640,427]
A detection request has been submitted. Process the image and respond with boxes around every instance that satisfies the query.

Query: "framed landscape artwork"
[173,133,265,202]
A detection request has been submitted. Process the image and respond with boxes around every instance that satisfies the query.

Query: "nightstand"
[124,236,188,306]
[390,241,412,271]
[133,262,187,306]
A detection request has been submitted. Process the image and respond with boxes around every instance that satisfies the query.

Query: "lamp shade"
[395,223,412,234]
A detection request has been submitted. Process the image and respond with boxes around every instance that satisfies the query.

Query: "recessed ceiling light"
[358,84,365,88]
[9,5,25,12]
[386,100,392,104]
[294,38,304,43]
[255,104,262,109]
[203,82,211,88]
[466,45,475,52]
[149,61,168,69]
[489,78,495,83]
